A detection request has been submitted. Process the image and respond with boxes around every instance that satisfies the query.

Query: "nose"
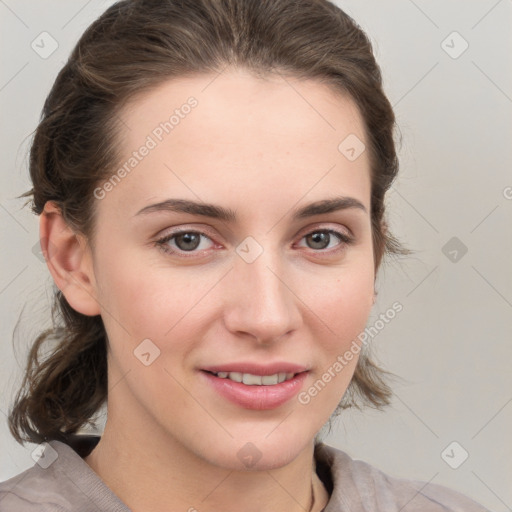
[222,248,302,344]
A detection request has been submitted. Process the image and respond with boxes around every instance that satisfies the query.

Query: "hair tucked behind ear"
[9,0,409,446]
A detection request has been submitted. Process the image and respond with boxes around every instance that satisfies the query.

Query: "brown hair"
[9,0,408,446]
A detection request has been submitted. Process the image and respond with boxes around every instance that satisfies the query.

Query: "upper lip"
[201,362,309,376]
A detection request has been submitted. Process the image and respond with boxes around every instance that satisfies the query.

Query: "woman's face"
[88,69,375,469]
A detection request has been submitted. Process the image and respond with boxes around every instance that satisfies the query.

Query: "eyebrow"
[134,195,367,221]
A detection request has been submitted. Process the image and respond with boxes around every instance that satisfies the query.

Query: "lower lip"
[200,371,309,410]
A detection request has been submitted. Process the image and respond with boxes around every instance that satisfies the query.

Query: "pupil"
[308,232,329,249]
[177,233,200,251]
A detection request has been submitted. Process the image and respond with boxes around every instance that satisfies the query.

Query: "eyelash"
[154,227,354,258]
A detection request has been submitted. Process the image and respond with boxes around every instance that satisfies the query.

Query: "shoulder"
[0,437,128,512]
[0,452,73,512]
[314,443,492,512]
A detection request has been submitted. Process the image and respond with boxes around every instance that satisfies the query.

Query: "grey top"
[0,436,491,511]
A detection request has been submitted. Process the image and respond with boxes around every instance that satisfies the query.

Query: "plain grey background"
[1,1,511,510]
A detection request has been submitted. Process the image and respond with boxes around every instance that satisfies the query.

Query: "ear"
[39,201,101,316]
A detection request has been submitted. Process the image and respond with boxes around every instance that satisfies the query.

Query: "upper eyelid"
[156,227,217,246]
[156,223,353,248]
[295,223,353,240]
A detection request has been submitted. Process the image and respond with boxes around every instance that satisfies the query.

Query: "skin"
[42,68,377,512]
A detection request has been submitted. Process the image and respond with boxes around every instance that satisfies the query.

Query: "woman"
[0,1,492,511]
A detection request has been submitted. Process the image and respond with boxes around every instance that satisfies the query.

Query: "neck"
[84,413,329,512]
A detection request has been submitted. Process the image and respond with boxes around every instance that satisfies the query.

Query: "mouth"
[203,370,298,386]
[199,363,310,410]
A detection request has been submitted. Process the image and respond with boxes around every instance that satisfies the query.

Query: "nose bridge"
[223,245,301,341]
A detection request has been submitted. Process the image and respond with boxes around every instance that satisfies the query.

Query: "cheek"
[304,260,375,352]
[93,227,374,356]
[93,246,222,371]
[94,243,187,327]
[297,264,374,414]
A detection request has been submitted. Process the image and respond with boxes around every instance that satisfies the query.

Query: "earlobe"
[40,201,101,317]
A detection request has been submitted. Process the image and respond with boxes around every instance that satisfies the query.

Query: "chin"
[198,430,313,472]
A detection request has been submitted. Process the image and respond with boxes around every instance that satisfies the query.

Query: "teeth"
[243,373,263,385]
[213,371,295,385]
[262,374,279,385]
[229,372,243,383]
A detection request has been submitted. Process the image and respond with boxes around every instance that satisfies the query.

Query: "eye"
[155,227,353,258]
[296,229,353,252]
[156,230,215,255]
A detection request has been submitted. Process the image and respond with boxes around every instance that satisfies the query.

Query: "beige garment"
[0,436,492,511]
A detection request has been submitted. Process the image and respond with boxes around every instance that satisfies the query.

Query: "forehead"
[101,69,371,218]
[119,69,367,150]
